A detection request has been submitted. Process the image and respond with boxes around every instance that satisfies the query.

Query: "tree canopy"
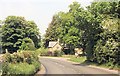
[44,1,120,66]
[1,16,41,52]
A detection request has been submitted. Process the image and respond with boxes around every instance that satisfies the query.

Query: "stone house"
[48,41,62,52]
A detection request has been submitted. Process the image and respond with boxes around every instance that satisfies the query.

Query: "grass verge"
[62,55,120,71]
[62,55,86,63]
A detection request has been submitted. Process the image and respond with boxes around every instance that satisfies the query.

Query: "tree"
[93,18,120,66]
[25,21,41,48]
[2,16,41,52]
[44,1,120,66]
[89,1,120,66]
[84,1,119,61]
[58,2,83,53]
[19,38,36,50]
[0,20,2,53]
[44,14,61,48]
[2,16,26,52]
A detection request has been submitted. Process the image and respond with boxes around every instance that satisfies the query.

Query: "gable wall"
[48,43,62,52]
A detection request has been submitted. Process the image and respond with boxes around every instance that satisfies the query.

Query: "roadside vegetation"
[1,16,41,53]
[0,1,119,75]
[2,51,40,75]
[62,55,120,70]
[62,55,86,63]
[36,48,64,57]
[44,1,120,70]
[0,16,41,75]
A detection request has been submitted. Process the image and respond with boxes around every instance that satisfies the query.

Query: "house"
[48,41,62,52]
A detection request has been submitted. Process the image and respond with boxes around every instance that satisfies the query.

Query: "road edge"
[88,65,119,74]
[65,57,119,75]
[36,64,46,75]
[39,56,119,75]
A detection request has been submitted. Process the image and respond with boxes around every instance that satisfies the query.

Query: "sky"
[0,0,93,36]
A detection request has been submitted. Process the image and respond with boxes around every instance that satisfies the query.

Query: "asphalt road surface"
[39,57,119,76]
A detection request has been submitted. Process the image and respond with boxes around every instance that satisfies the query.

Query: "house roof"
[48,41,58,48]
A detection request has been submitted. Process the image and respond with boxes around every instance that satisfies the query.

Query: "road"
[39,57,119,76]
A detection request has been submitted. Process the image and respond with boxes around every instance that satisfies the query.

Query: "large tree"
[44,1,120,66]
[25,21,41,48]
[88,1,120,65]
[2,16,41,52]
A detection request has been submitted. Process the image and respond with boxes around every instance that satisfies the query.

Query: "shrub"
[19,38,36,51]
[53,50,64,57]
[47,51,53,56]
[2,62,40,75]
[2,51,40,75]
[3,52,12,63]
[8,63,35,74]
[93,38,119,66]
[36,48,48,56]
[32,61,41,71]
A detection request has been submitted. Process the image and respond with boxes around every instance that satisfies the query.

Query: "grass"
[62,55,86,63]
[91,63,120,71]
[7,63,36,74]
[2,51,41,75]
[62,55,120,71]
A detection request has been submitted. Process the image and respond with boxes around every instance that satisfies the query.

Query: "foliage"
[36,48,48,56]
[62,55,86,63]
[0,21,2,53]
[3,51,38,64]
[68,56,86,63]
[53,50,64,57]
[44,15,61,48]
[1,16,41,52]
[2,51,40,75]
[19,38,36,51]
[44,1,120,67]
[2,62,40,75]
[36,48,64,57]
[2,16,26,52]
[6,63,35,74]
[25,21,41,48]
[93,18,120,66]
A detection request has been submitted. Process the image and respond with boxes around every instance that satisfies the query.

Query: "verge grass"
[62,55,120,70]
[62,55,86,63]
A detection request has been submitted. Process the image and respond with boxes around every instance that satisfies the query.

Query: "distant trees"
[44,1,120,66]
[1,16,41,52]
[0,20,2,53]
[44,15,61,48]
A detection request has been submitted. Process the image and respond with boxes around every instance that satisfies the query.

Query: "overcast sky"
[0,0,93,36]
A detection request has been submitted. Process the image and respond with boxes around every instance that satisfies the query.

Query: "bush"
[93,38,119,66]
[32,61,41,71]
[2,62,40,75]
[19,38,36,51]
[2,51,40,75]
[53,50,64,57]
[7,63,35,74]
[36,48,48,56]
[3,51,37,64]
